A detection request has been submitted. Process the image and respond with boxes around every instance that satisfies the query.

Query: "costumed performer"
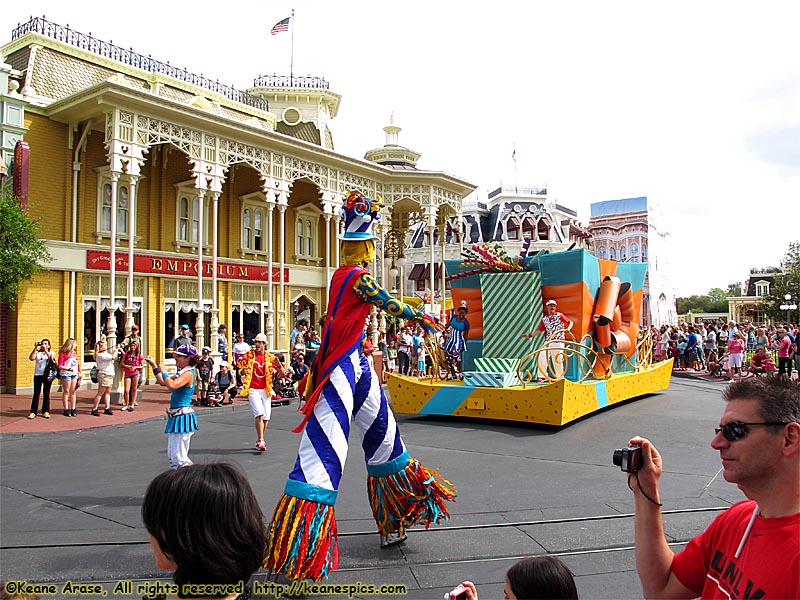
[145,344,199,469]
[522,299,574,379]
[443,301,471,380]
[265,191,456,581]
[237,332,293,452]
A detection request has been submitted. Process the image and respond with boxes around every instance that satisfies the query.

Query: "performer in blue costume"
[145,344,198,469]
[265,192,456,581]
[443,301,471,379]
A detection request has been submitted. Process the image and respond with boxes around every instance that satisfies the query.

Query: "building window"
[630,243,639,262]
[239,192,268,256]
[174,181,210,248]
[537,218,550,241]
[242,207,264,251]
[642,244,647,261]
[609,247,617,261]
[522,217,535,240]
[294,203,323,262]
[619,246,627,262]
[506,217,519,241]
[598,245,607,259]
[95,168,138,241]
[755,282,770,297]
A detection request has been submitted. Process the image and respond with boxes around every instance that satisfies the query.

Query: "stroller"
[271,372,297,407]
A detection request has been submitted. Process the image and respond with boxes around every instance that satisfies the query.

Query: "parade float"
[387,244,672,426]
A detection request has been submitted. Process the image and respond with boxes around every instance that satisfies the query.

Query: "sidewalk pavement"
[0,384,238,435]
[2,370,719,436]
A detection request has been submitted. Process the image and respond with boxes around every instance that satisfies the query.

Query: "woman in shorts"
[727,331,746,381]
[90,338,115,416]
[58,338,81,417]
[120,340,144,412]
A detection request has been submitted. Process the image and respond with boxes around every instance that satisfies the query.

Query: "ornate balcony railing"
[252,74,329,90]
[11,16,269,112]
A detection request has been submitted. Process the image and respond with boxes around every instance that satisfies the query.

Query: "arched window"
[243,208,251,249]
[179,196,190,242]
[630,243,639,262]
[537,217,550,240]
[619,246,627,262]
[306,220,313,255]
[506,217,519,241]
[191,197,200,243]
[598,245,607,259]
[253,209,263,251]
[101,182,130,234]
[296,218,304,255]
[522,217,535,240]
[642,244,648,261]
[118,186,129,234]
[609,247,617,261]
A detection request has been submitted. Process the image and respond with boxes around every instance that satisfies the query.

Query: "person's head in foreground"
[142,463,266,595]
[460,555,578,600]
[713,377,800,492]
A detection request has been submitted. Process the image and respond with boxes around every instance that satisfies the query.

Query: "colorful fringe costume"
[265,193,455,581]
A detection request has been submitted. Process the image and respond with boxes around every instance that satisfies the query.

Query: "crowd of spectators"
[650,320,798,381]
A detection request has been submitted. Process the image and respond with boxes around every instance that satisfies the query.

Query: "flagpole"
[290,8,295,86]
[513,143,518,193]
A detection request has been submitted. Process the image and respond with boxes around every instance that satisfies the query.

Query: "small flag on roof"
[271,16,290,35]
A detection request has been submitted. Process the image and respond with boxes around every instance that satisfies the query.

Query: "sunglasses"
[714,420,788,442]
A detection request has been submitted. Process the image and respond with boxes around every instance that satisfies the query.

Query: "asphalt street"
[0,376,744,599]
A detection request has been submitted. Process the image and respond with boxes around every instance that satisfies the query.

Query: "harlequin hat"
[173,344,197,357]
[337,191,382,241]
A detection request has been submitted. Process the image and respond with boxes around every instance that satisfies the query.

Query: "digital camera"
[444,584,468,600]
[612,443,642,472]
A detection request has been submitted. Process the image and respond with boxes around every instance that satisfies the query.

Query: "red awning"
[408,264,443,280]
[408,264,426,280]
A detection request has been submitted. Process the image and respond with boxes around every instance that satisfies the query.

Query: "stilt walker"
[265,192,456,581]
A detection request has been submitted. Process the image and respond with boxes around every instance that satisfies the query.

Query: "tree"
[758,241,800,324]
[676,285,738,315]
[0,191,53,306]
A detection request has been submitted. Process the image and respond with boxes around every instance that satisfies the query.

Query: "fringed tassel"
[367,457,456,535]
[264,494,339,581]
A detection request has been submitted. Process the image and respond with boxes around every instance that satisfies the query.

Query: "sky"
[2,1,798,297]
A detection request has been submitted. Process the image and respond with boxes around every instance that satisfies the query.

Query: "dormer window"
[755,281,770,297]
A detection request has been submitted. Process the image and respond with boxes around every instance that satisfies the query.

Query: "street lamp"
[780,293,797,326]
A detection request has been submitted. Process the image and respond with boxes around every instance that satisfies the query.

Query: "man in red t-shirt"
[238,332,291,451]
[624,377,799,598]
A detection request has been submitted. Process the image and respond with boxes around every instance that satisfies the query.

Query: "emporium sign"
[86,250,288,283]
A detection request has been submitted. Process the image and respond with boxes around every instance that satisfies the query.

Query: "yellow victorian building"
[0,17,474,393]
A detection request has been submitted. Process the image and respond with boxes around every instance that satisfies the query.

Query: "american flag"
[271,17,290,35]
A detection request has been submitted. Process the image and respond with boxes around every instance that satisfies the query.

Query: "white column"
[333,214,341,269]
[324,212,331,306]
[429,225,436,310]
[266,200,275,347]
[440,226,447,321]
[278,202,287,347]
[210,191,220,364]
[107,172,119,345]
[125,176,138,337]
[195,188,206,351]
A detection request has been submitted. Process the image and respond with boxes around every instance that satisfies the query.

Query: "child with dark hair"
[142,463,266,598]
[458,555,578,600]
